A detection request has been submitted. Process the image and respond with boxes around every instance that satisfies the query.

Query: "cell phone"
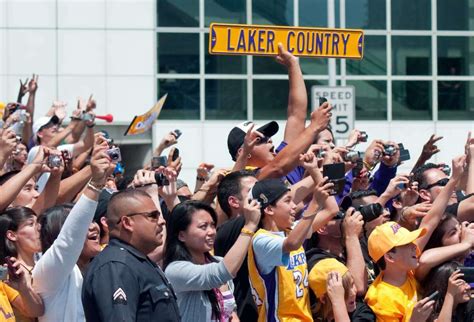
[171,148,180,162]
[427,290,439,302]
[323,163,346,195]
[151,156,168,169]
[154,173,169,187]
[319,97,327,106]
[173,129,182,139]
[459,267,474,284]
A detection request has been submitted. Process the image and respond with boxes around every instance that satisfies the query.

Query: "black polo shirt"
[82,238,181,322]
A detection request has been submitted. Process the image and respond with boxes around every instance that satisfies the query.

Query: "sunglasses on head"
[423,177,449,190]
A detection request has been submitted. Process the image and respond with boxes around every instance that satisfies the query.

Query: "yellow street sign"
[209,23,364,60]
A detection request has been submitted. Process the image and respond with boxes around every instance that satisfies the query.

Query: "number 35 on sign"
[312,86,355,139]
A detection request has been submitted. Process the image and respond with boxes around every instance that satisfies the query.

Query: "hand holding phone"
[319,97,328,107]
[323,163,345,195]
[5,257,20,280]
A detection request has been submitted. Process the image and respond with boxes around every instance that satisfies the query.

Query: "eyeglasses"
[423,178,449,190]
[117,210,161,224]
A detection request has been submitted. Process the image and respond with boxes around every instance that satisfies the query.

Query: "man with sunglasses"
[414,161,474,222]
[82,189,181,322]
[226,45,332,184]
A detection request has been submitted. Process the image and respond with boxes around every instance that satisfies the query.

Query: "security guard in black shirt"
[82,189,180,322]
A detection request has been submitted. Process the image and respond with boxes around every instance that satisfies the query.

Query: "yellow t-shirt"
[0,281,20,321]
[365,271,418,322]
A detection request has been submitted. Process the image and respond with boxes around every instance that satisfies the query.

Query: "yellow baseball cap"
[308,258,349,299]
[368,221,426,262]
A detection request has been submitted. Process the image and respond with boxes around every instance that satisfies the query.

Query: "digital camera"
[359,131,368,143]
[106,147,122,162]
[383,144,397,157]
[344,151,364,163]
[47,155,62,168]
[359,203,384,222]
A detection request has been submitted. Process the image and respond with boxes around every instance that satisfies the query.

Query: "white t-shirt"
[27,144,74,192]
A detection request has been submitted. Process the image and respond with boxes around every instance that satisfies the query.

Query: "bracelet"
[240,228,255,237]
[196,176,207,181]
[363,161,375,171]
[87,123,95,128]
[87,180,104,193]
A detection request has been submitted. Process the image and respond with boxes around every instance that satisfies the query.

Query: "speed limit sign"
[311,86,355,139]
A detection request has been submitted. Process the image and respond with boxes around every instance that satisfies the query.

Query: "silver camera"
[106,147,122,162]
[47,155,62,168]
[359,131,368,143]
[344,151,364,163]
[81,112,95,122]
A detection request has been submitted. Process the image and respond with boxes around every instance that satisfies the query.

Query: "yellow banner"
[209,23,364,59]
[124,94,167,136]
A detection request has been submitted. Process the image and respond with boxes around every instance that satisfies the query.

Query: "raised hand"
[326,271,345,303]
[446,270,469,305]
[400,202,432,226]
[196,163,214,180]
[17,78,28,101]
[299,152,318,170]
[86,94,96,112]
[364,140,384,168]
[242,197,261,230]
[313,177,333,206]
[381,141,400,167]
[0,129,18,158]
[409,297,434,322]
[159,132,178,150]
[90,141,111,185]
[422,134,443,160]
[310,102,332,132]
[4,257,29,291]
[132,169,157,187]
[342,208,363,239]
[451,154,467,181]
[238,123,261,158]
[275,42,298,67]
[27,74,39,94]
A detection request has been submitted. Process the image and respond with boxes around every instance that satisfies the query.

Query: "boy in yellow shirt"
[365,222,434,322]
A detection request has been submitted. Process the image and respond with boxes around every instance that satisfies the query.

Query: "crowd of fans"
[0,45,473,322]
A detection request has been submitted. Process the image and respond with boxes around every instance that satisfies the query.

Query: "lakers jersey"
[248,229,313,322]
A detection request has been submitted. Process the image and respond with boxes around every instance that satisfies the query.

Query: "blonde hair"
[313,271,353,321]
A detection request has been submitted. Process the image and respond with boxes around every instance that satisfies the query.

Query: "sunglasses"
[117,210,161,224]
[423,178,449,190]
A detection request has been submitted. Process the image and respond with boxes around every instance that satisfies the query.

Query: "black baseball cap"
[227,121,279,161]
[249,178,289,209]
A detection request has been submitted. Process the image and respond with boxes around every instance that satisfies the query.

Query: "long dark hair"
[38,204,74,254]
[425,213,458,250]
[163,200,221,319]
[0,207,37,264]
[423,261,469,321]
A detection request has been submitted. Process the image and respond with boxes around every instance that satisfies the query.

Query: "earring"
[247,154,251,159]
